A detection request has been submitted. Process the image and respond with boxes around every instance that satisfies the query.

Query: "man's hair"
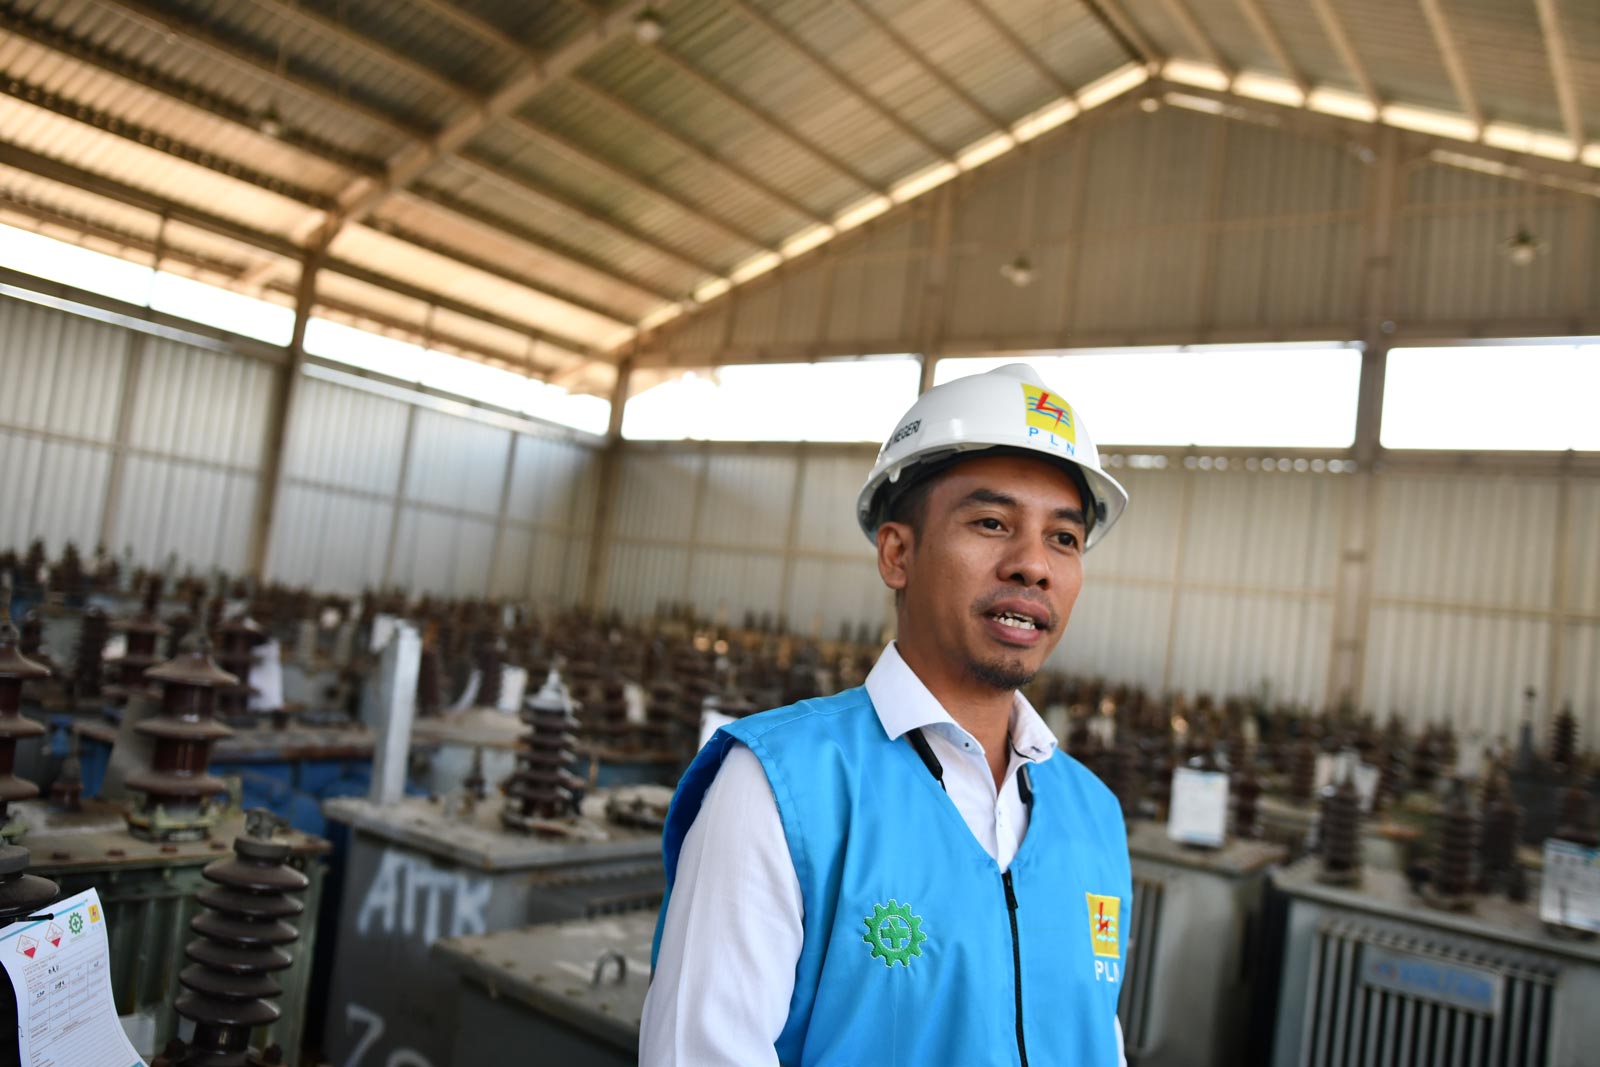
[882,474,939,537]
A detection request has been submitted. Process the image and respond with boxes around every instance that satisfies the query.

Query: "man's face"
[877,454,1087,691]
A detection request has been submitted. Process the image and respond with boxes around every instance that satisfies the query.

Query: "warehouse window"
[1382,343,1600,450]
[622,358,921,441]
[933,345,1361,447]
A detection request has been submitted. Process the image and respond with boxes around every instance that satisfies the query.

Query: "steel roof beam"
[452,152,723,276]
[0,71,638,330]
[327,0,652,230]
[831,0,1012,135]
[1530,0,1585,159]
[1232,0,1310,96]
[0,73,339,212]
[251,0,471,100]
[1159,0,1237,82]
[1078,0,1163,70]
[958,0,1080,100]
[647,44,888,196]
[268,1,775,258]
[402,0,529,57]
[501,114,777,253]
[85,0,687,309]
[1307,0,1381,114]
[1415,0,1484,134]
[391,186,679,304]
[0,140,596,363]
[99,0,417,141]
[720,0,955,163]
[566,76,831,227]
[0,6,381,176]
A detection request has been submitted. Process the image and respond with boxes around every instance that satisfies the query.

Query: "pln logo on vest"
[1021,384,1077,457]
[1086,893,1121,984]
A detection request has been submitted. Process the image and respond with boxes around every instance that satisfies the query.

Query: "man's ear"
[877,521,912,595]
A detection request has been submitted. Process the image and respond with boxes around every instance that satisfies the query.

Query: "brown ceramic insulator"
[1550,703,1578,772]
[1290,741,1318,804]
[1435,724,1459,775]
[166,591,206,660]
[50,739,82,812]
[1427,780,1479,909]
[1477,781,1523,894]
[1317,775,1363,885]
[20,540,45,587]
[1555,785,1600,847]
[1151,749,1176,819]
[213,615,265,720]
[1233,765,1262,839]
[18,611,55,672]
[501,669,586,832]
[582,677,632,750]
[476,644,504,710]
[463,747,487,802]
[49,543,84,598]
[125,641,238,841]
[415,645,443,716]
[0,845,57,924]
[0,616,48,838]
[161,819,307,1067]
[74,606,109,698]
[1224,733,1248,776]
[1377,743,1409,807]
[1098,743,1142,822]
[114,579,171,692]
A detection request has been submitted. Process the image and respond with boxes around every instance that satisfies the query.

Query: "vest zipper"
[1002,869,1029,1066]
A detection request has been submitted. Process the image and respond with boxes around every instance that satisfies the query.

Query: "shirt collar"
[863,642,1058,762]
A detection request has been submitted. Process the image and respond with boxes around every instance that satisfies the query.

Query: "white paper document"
[0,887,146,1067]
[1167,768,1230,848]
[1541,839,1600,934]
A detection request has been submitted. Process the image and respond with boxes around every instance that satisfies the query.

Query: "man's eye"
[976,518,1003,531]
[1056,532,1080,548]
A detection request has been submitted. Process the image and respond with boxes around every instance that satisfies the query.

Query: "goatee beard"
[968,657,1035,691]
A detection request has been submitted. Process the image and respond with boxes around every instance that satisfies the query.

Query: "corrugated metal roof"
[0,0,1592,389]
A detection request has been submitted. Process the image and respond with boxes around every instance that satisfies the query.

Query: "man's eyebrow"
[1054,507,1087,526]
[957,488,1017,508]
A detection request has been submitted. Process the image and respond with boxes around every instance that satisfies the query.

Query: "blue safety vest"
[655,687,1131,1066]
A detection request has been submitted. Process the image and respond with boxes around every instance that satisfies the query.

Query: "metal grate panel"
[1118,874,1165,1056]
[1300,919,1557,1067]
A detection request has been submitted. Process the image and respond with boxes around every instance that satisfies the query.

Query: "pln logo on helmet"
[1021,384,1077,456]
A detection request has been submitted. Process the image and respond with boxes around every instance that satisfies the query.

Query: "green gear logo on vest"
[862,899,927,967]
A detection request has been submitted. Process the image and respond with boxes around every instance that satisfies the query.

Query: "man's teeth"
[990,612,1037,631]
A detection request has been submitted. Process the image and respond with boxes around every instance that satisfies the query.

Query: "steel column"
[581,359,635,610]
[248,253,321,579]
[96,330,145,554]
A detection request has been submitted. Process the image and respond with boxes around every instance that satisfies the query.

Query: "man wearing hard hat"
[642,364,1132,1066]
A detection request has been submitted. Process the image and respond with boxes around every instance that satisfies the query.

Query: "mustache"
[971,590,1058,632]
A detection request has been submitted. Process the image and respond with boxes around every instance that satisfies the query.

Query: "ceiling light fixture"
[257,101,284,139]
[634,7,665,46]
[1501,227,1543,267]
[1000,254,1034,288]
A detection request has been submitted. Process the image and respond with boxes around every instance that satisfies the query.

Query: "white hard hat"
[856,363,1129,549]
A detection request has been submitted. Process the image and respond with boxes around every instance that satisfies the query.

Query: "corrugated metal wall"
[601,444,893,637]
[608,441,1596,742]
[266,368,600,599]
[639,102,1598,363]
[0,293,273,572]
[0,291,601,602]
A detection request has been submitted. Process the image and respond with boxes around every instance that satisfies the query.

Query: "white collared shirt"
[640,642,1126,1066]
